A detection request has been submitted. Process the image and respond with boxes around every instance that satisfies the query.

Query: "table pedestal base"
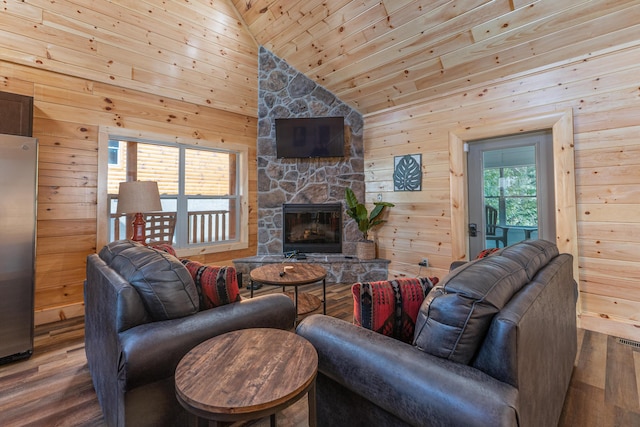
[284,291,321,315]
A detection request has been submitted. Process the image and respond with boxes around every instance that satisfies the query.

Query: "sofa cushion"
[99,239,137,265]
[99,240,199,320]
[413,255,528,364]
[182,260,241,310]
[497,239,559,279]
[353,277,437,343]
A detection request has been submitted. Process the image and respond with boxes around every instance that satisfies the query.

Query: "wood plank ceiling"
[232,0,640,115]
[0,0,260,117]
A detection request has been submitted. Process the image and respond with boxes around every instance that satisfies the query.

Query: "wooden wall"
[364,44,640,341]
[0,0,259,325]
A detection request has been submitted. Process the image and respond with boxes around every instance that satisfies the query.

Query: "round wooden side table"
[250,263,327,324]
[175,328,318,427]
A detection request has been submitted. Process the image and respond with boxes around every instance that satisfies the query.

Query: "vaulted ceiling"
[231,0,640,115]
[1,1,637,118]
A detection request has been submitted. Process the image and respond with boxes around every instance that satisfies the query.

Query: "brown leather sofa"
[84,240,296,427]
[297,240,578,427]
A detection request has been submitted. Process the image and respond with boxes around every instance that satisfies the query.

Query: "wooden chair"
[485,205,509,248]
[145,212,177,244]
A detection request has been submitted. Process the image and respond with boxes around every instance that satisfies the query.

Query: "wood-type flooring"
[0,282,638,426]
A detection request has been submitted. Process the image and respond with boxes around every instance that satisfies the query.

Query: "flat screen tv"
[275,116,344,158]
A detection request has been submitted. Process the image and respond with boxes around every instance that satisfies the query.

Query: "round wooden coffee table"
[249,263,327,323]
[175,328,318,427]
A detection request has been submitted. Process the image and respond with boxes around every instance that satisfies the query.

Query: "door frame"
[448,109,579,289]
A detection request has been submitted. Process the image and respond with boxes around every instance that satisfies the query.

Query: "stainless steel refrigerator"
[0,134,37,364]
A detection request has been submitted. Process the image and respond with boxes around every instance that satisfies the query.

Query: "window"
[97,128,248,256]
[483,159,538,227]
[108,140,120,165]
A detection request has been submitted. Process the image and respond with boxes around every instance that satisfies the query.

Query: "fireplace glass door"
[282,203,342,253]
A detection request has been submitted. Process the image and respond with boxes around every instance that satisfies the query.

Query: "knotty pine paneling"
[364,45,640,341]
[0,55,258,324]
[238,0,640,114]
[2,0,258,116]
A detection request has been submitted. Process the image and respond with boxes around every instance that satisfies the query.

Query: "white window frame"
[97,126,249,257]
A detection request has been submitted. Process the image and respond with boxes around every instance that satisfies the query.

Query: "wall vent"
[616,337,640,349]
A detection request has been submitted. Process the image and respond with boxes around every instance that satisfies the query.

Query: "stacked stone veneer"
[257,46,365,256]
[234,254,390,288]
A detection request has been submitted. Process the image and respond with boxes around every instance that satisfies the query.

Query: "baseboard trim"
[578,312,640,342]
[35,303,85,326]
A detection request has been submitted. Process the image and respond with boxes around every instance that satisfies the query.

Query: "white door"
[467,130,555,257]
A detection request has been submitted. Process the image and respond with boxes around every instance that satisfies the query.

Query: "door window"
[483,146,538,228]
[467,131,554,256]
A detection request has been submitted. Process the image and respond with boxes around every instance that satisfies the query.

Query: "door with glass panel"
[467,130,555,257]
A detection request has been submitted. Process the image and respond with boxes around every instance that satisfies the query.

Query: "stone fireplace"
[256,47,364,256]
[233,48,389,286]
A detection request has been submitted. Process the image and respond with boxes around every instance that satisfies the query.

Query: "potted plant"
[345,187,394,260]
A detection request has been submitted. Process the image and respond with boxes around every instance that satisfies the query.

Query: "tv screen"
[275,116,344,158]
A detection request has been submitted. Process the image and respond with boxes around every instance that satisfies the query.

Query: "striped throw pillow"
[352,277,438,343]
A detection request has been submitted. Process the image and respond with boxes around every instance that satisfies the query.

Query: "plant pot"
[356,240,376,260]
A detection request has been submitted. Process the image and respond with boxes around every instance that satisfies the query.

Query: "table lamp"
[116,181,162,244]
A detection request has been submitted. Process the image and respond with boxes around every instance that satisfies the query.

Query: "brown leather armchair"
[84,240,296,427]
[297,240,578,427]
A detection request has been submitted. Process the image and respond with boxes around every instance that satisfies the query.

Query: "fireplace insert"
[282,203,342,253]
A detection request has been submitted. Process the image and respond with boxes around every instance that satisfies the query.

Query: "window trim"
[97,126,249,256]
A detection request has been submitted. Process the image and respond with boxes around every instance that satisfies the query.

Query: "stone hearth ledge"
[233,254,390,287]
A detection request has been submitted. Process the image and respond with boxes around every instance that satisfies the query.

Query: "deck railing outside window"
[110,210,231,246]
[187,210,229,244]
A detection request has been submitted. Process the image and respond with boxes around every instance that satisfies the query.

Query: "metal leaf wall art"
[393,154,422,191]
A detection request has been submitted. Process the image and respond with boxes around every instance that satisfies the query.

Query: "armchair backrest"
[86,254,151,333]
[471,253,577,427]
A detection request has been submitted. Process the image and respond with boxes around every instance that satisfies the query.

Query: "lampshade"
[116,181,162,214]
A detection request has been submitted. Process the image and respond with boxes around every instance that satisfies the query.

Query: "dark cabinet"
[0,91,33,137]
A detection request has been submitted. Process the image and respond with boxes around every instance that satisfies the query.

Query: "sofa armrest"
[297,315,519,427]
[118,293,295,390]
[85,253,149,426]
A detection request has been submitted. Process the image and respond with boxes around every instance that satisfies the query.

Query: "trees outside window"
[484,164,537,227]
